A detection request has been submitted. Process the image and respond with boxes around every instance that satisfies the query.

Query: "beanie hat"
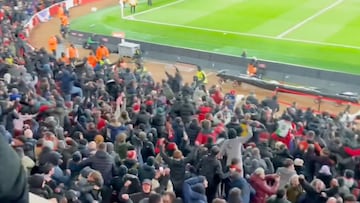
[319,165,331,176]
[294,158,304,167]
[28,174,45,188]
[228,128,237,139]
[128,168,138,176]
[167,142,177,151]
[80,167,94,178]
[118,165,128,176]
[210,146,220,156]
[127,150,137,160]
[72,151,82,162]
[146,156,155,166]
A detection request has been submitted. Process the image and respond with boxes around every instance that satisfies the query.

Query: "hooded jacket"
[79,150,116,185]
[249,174,279,203]
[183,176,207,203]
[0,135,28,203]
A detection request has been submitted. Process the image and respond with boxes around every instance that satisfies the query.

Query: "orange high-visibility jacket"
[67,47,79,59]
[87,55,98,68]
[96,46,110,60]
[247,64,257,76]
[48,36,57,51]
[60,56,70,64]
[60,15,69,26]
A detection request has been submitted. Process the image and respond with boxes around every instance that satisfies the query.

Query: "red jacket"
[211,90,223,105]
[198,106,212,122]
[249,174,279,203]
[344,147,360,157]
[195,123,224,145]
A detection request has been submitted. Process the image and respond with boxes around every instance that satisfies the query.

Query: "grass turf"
[70,0,360,75]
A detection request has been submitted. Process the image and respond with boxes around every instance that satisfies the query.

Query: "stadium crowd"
[2,1,360,203]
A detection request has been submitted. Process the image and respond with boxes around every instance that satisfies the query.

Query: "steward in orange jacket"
[59,52,70,65]
[67,44,79,63]
[96,44,110,60]
[247,63,257,77]
[48,36,57,56]
[87,52,98,68]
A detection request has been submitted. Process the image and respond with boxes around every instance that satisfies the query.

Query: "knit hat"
[210,146,220,156]
[127,150,137,160]
[146,156,155,166]
[294,158,304,167]
[48,152,62,166]
[72,151,82,162]
[142,179,152,185]
[166,142,177,151]
[80,167,94,178]
[118,165,128,176]
[28,174,45,188]
[319,165,331,175]
[228,128,237,139]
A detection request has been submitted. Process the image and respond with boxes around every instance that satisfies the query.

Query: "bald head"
[326,197,337,203]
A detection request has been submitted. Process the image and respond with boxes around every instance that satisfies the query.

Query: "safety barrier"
[217,71,360,114]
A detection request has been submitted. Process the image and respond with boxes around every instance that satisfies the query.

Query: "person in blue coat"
[183,176,208,203]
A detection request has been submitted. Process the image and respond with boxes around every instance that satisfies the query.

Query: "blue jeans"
[64,86,83,101]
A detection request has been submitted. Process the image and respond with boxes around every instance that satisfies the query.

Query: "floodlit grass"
[71,0,360,74]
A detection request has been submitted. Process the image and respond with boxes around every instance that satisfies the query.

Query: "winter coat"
[107,123,127,142]
[220,129,253,166]
[298,178,335,203]
[249,174,279,203]
[0,135,29,203]
[179,102,196,124]
[79,150,116,185]
[285,185,303,203]
[183,176,207,203]
[138,164,156,182]
[276,167,297,189]
[197,154,225,186]
[160,146,194,193]
[224,173,255,203]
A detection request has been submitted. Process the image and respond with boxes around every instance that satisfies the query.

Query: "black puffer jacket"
[138,164,156,182]
[79,150,116,185]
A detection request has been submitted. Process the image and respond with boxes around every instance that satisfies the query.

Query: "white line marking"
[277,0,343,38]
[124,17,360,50]
[126,0,185,18]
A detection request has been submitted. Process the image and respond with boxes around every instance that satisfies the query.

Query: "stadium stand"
[1,1,360,203]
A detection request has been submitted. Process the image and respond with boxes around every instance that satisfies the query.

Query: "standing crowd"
[2,1,360,203]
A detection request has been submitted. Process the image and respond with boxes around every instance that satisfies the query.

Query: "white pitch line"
[125,17,360,50]
[127,0,185,18]
[277,0,344,38]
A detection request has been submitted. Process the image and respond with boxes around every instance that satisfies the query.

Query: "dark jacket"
[160,146,194,193]
[197,154,226,187]
[179,102,196,123]
[183,176,207,203]
[299,178,338,203]
[79,150,116,185]
[138,164,156,182]
[224,173,255,203]
[0,135,29,203]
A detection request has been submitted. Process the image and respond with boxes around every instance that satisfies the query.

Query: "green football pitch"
[70,0,360,74]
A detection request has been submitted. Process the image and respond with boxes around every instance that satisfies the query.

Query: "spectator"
[249,167,280,203]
